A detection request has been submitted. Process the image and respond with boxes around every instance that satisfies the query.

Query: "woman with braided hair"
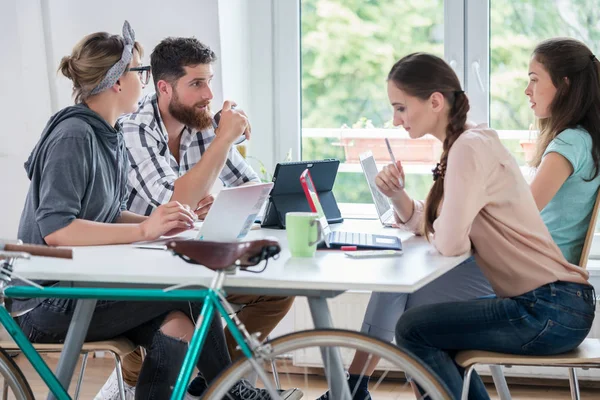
[317,53,493,400]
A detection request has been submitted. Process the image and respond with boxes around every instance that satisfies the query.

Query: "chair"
[0,337,136,400]
[456,189,600,400]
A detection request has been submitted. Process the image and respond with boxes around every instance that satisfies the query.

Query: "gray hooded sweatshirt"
[14,104,129,312]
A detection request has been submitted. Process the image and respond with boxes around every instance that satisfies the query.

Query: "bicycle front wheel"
[0,348,34,400]
[204,329,451,400]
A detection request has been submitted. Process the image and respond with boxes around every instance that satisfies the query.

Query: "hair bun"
[58,56,77,81]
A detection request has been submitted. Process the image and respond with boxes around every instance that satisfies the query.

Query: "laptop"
[198,183,274,241]
[359,151,396,227]
[300,169,402,251]
[134,183,273,248]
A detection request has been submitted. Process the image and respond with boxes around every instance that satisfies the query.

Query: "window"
[300,0,445,208]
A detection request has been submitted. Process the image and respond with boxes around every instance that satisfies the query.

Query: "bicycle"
[0,239,452,400]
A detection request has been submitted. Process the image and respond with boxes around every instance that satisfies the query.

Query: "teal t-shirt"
[541,127,600,265]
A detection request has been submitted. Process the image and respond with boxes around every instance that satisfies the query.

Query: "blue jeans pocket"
[18,313,62,344]
[41,298,75,314]
[521,318,591,355]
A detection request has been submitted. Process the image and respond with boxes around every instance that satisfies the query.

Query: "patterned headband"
[90,20,136,95]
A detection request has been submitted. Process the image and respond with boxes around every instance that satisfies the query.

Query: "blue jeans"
[362,256,492,341]
[395,281,596,400]
[17,299,231,400]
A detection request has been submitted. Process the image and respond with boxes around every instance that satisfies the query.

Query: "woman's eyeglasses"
[127,66,151,85]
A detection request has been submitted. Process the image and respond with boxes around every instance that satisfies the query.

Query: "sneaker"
[316,374,371,400]
[228,379,304,399]
[184,391,201,400]
[185,375,208,399]
[94,368,136,400]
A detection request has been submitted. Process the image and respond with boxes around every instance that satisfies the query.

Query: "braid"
[423,91,470,237]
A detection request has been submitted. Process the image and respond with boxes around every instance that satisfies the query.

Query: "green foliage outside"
[301,0,600,203]
[301,0,444,130]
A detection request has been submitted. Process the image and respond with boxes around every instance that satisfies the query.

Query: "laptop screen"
[300,169,332,245]
[359,152,393,218]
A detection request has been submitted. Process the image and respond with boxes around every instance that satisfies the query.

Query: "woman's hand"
[375,161,406,199]
[139,201,196,240]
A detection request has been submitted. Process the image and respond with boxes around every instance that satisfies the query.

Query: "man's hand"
[215,100,249,144]
[194,194,215,220]
[236,108,251,141]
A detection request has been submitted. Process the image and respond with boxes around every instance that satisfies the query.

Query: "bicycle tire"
[203,329,452,400]
[0,348,34,400]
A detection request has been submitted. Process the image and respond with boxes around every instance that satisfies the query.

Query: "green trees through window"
[301,0,600,204]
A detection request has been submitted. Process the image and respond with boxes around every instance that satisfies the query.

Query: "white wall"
[0,0,52,240]
[0,0,229,239]
[217,0,251,114]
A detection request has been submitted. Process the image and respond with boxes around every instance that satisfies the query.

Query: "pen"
[384,138,404,188]
[134,245,167,250]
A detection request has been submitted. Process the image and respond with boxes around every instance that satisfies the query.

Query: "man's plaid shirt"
[122,94,260,216]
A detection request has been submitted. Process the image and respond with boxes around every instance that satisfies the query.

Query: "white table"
[15,220,469,294]
[13,219,471,399]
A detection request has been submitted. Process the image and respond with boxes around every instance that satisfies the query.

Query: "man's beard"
[168,90,213,131]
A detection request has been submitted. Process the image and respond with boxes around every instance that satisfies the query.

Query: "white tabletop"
[13,220,471,294]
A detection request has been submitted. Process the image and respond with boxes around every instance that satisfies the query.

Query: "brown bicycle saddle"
[166,239,281,271]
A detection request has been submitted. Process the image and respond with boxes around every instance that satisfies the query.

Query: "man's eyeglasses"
[127,66,151,85]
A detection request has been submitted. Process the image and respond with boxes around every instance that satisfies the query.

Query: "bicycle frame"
[0,278,256,400]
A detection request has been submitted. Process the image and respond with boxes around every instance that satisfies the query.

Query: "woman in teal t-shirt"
[526,37,600,265]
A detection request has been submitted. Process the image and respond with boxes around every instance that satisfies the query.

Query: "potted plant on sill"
[337,118,441,164]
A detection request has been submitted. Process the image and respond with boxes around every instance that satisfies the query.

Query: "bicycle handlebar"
[0,244,73,259]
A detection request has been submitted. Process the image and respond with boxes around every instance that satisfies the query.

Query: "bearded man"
[94,36,297,400]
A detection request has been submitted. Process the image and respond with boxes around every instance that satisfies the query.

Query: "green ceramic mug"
[285,212,323,257]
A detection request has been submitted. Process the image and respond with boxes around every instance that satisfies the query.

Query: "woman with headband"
[15,21,272,400]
